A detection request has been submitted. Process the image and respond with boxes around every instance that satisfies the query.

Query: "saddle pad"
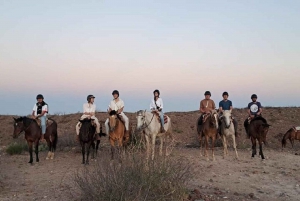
[157,115,168,124]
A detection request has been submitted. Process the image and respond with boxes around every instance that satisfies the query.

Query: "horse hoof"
[46,157,49,160]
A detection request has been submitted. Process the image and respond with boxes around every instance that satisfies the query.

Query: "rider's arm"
[32,110,35,117]
[199,101,205,113]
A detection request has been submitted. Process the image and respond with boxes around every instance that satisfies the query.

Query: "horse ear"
[13,117,17,121]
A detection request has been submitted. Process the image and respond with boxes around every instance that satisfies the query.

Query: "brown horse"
[13,116,58,164]
[108,110,129,159]
[197,111,219,161]
[282,127,300,149]
[245,116,270,159]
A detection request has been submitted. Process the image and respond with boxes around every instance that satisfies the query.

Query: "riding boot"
[161,126,166,133]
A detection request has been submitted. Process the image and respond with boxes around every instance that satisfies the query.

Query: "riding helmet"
[251,94,257,99]
[222,91,229,96]
[36,94,44,100]
[87,95,95,101]
[153,89,160,95]
[112,90,119,96]
[204,91,211,96]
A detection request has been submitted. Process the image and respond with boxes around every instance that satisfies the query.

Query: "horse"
[197,110,219,161]
[78,118,102,164]
[219,110,239,159]
[13,116,58,164]
[108,110,129,159]
[282,127,300,149]
[136,110,173,160]
[244,116,270,159]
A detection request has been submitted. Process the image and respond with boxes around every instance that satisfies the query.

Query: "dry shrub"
[74,153,190,201]
[57,132,77,151]
[6,140,28,155]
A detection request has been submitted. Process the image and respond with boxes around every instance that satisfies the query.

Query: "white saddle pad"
[295,126,300,131]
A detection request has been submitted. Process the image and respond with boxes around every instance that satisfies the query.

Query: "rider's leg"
[92,117,101,134]
[40,116,46,140]
[159,111,165,132]
[119,112,129,131]
[105,118,109,134]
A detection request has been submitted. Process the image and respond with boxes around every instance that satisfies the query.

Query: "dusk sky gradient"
[0,1,299,115]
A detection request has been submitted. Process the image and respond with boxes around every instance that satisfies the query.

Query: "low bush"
[6,141,28,155]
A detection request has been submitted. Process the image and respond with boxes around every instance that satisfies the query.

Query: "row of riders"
[13,90,274,164]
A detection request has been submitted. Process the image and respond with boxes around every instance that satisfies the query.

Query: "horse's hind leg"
[199,134,203,157]
[259,141,265,160]
[86,143,92,165]
[96,140,100,157]
[91,141,95,159]
[46,140,51,160]
[151,134,157,160]
[251,138,256,158]
[232,135,239,159]
[35,141,39,162]
[27,141,33,164]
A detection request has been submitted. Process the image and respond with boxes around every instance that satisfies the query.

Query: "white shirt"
[108,99,125,111]
[150,98,163,110]
[33,104,48,116]
[83,103,96,113]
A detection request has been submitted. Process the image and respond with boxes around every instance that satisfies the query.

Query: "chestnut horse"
[245,116,270,159]
[13,116,58,164]
[108,110,129,159]
[198,110,219,161]
[282,127,300,149]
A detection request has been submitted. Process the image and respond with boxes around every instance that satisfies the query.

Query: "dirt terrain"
[0,107,300,201]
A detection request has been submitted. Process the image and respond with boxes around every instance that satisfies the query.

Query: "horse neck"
[144,112,158,132]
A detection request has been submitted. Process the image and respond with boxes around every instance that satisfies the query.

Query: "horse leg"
[199,134,203,157]
[110,138,115,160]
[151,134,157,160]
[145,135,150,161]
[222,135,227,159]
[27,141,33,164]
[251,138,256,158]
[91,141,95,159]
[259,140,265,160]
[86,143,92,165]
[96,140,100,157]
[35,140,39,162]
[205,135,209,161]
[50,132,57,159]
[46,140,51,160]
[291,139,294,148]
[232,134,239,160]
[81,143,85,164]
[212,136,216,161]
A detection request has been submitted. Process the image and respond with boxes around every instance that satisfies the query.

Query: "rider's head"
[36,94,44,103]
[112,90,119,99]
[153,89,160,97]
[204,91,211,99]
[87,95,95,103]
[222,91,229,100]
[251,94,257,101]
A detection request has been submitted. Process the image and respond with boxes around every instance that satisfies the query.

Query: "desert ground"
[0,107,300,201]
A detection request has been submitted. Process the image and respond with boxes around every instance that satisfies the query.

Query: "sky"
[0,0,300,115]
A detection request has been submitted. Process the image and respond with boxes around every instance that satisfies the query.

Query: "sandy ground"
[0,144,299,201]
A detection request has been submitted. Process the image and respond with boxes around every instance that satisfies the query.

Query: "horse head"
[13,117,26,138]
[79,118,94,137]
[222,110,232,129]
[209,110,219,129]
[136,110,146,130]
[108,110,118,132]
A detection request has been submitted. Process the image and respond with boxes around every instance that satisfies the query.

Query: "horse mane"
[252,116,267,124]
[80,118,92,123]
[109,110,117,116]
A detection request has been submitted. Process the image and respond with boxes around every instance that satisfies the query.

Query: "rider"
[150,89,165,133]
[75,95,101,141]
[105,90,129,138]
[198,91,216,131]
[247,94,262,118]
[219,91,239,137]
[32,94,48,141]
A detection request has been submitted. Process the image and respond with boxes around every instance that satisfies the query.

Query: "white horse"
[219,110,239,159]
[136,110,173,160]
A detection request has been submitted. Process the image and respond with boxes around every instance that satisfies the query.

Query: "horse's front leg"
[232,134,239,160]
[96,140,100,157]
[86,142,92,165]
[110,138,115,160]
[145,135,150,161]
[259,141,265,160]
[91,141,95,159]
[81,143,85,164]
[199,134,203,157]
[27,141,33,164]
[222,135,227,159]
[35,140,39,162]
[251,138,256,158]
[205,135,209,161]
[212,136,216,161]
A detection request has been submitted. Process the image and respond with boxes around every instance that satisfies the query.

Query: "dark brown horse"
[13,116,58,164]
[108,110,129,159]
[197,111,219,161]
[282,127,300,149]
[244,116,270,159]
[79,118,101,165]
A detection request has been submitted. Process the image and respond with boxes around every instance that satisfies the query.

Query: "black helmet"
[222,91,229,96]
[153,89,160,95]
[251,94,257,99]
[204,91,211,96]
[87,94,95,101]
[36,94,44,99]
[112,90,119,96]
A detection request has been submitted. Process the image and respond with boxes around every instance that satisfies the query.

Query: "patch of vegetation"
[57,132,77,151]
[6,142,28,155]
[173,128,183,133]
[75,153,191,201]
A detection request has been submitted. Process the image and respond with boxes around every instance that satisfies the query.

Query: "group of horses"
[12,109,300,165]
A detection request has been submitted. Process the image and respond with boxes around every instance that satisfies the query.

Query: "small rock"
[249,193,254,198]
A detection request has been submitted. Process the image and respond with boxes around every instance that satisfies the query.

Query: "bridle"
[15,118,34,136]
[136,111,155,130]
[221,114,232,129]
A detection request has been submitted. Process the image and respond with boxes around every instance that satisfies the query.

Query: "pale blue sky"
[0,1,299,115]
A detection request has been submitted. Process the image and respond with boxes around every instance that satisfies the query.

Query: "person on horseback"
[150,89,165,133]
[75,95,101,141]
[247,94,262,118]
[32,94,48,141]
[198,91,216,131]
[219,91,239,137]
[105,90,130,138]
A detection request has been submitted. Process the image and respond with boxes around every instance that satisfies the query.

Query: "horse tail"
[282,137,286,149]
[282,130,291,149]
[48,117,58,151]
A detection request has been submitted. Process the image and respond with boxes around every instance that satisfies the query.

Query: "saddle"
[35,118,54,128]
[293,126,300,131]
[154,112,168,124]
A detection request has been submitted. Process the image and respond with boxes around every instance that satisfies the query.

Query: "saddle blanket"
[157,115,168,124]
[294,126,300,131]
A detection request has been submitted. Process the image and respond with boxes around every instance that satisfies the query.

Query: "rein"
[138,112,155,130]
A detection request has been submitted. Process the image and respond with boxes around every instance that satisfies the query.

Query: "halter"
[137,111,155,130]
[15,118,34,137]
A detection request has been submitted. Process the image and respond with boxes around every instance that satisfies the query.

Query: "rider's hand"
[250,115,255,118]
